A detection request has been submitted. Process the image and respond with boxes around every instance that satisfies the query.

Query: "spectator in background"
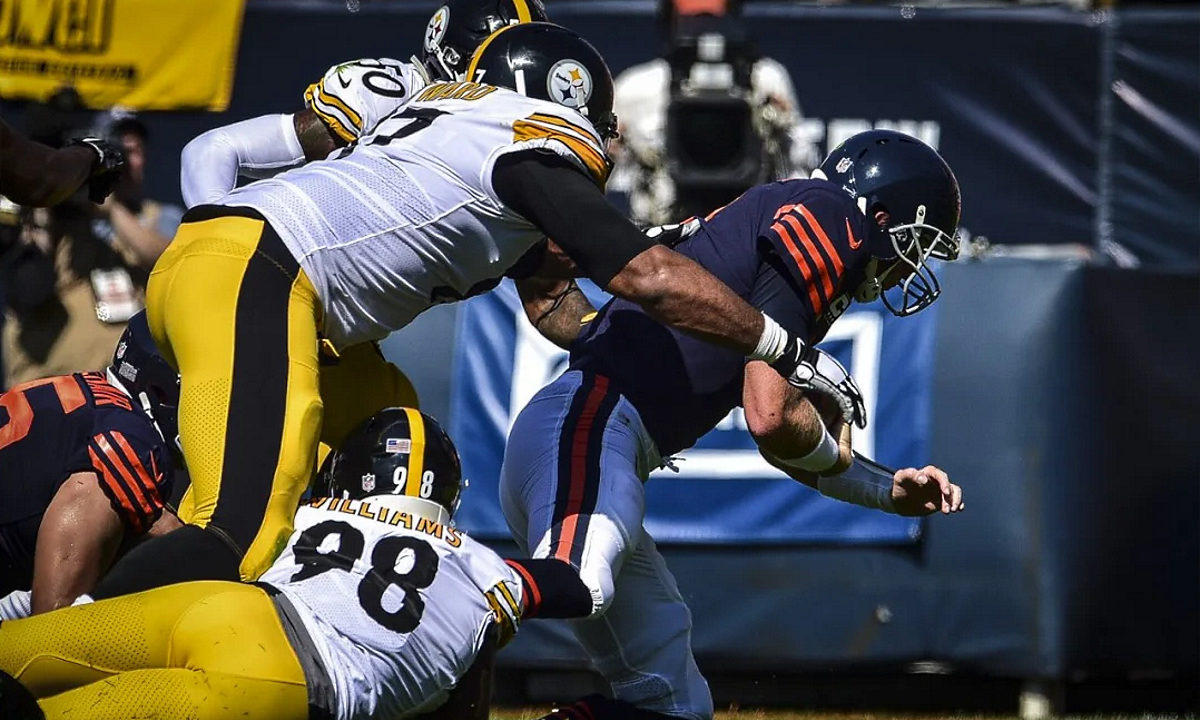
[610,0,819,226]
[89,110,183,273]
[0,96,181,389]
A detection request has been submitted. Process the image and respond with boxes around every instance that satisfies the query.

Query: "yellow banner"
[0,0,246,111]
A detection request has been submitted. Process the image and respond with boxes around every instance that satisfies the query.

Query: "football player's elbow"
[745,401,787,444]
[606,245,674,312]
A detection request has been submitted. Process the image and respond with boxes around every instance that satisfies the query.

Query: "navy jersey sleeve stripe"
[768,219,827,313]
[88,445,147,532]
[88,432,157,532]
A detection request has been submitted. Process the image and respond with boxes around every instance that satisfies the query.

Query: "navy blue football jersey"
[569,178,872,456]
[0,372,174,593]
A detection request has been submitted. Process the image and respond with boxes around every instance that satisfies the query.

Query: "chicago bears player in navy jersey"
[0,312,180,620]
[502,130,967,720]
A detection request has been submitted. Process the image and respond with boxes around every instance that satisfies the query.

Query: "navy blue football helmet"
[109,311,180,454]
[817,130,961,316]
[419,0,549,81]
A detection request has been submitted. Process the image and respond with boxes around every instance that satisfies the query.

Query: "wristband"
[817,458,898,513]
[750,312,790,363]
[768,427,840,473]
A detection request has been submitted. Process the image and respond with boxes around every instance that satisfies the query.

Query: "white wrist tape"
[766,427,840,473]
[750,312,790,363]
[817,459,897,513]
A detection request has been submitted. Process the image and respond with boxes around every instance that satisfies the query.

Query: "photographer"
[1,96,180,388]
[611,0,818,225]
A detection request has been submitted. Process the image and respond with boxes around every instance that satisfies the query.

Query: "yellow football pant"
[147,209,323,580]
[148,207,420,580]
[0,582,309,720]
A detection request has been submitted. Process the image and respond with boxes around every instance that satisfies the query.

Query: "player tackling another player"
[93,18,848,604]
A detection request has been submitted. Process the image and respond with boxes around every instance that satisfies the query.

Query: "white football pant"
[500,370,714,720]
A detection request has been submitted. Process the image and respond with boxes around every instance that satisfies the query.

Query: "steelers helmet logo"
[424,6,449,53]
[547,59,593,113]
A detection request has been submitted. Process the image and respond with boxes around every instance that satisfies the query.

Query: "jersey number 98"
[290,519,440,634]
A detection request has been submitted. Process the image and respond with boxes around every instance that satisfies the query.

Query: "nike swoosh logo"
[846,218,862,250]
[336,74,353,89]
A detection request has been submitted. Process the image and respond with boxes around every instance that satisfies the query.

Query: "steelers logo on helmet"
[424,5,450,53]
[547,59,594,114]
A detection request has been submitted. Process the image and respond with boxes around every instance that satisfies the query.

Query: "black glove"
[771,340,867,429]
[69,137,126,203]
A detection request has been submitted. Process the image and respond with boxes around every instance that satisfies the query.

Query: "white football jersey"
[259,498,523,720]
[304,58,427,144]
[221,81,609,348]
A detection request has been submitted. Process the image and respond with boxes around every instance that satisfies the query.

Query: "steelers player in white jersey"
[91,22,835,603]
[176,0,549,475]
[0,408,595,720]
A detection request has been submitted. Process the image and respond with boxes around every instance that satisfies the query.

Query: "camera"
[663,12,768,219]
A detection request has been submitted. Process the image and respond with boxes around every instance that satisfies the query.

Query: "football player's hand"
[784,347,866,429]
[69,136,126,203]
[643,217,700,248]
[890,465,964,517]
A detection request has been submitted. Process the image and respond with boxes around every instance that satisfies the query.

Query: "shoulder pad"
[304,58,424,142]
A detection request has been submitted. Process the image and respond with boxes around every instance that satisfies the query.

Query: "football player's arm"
[514,275,595,350]
[179,112,317,207]
[493,153,795,365]
[30,471,126,615]
[745,361,852,481]
[0,117,102,207]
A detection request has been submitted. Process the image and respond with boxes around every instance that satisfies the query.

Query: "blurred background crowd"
[0,0,1196,717]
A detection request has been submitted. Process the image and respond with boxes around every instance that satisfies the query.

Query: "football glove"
[69,136,126,203]
[774,344,867,429]
[643,217,701,248]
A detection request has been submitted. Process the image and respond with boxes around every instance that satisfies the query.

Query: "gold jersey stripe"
[402,407,427,498]
[304,84,357,143]
[513,118,610,185]
[528,112,598,143]
[495,579,521,619]
[512,0,532,22]
[314,81,363,129]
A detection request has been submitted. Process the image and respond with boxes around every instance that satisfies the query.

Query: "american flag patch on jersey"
[385,438,410,454]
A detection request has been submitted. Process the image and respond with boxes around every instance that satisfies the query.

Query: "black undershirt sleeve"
[492,151,653,288]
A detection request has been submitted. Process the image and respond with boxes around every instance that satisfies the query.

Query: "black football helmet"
[314,408,464,524]
[467,22,619,143]
[419,0,549,82]
[817,130,961,316]
[108,311,181,453]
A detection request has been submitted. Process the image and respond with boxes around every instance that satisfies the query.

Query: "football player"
[0,408,593,720]
[93,23,834,600]
[0,311,179,621]
[180,0,549,207]
[0,117,124,207]
[501,130,967,720]
[176,0,548,474]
